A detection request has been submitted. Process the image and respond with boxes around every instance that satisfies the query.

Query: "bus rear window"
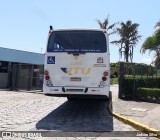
[47,31,107,53]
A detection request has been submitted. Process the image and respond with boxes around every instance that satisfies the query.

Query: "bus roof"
[50,28,107,33]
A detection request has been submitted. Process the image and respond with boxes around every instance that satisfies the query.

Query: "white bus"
[43,26,110,101]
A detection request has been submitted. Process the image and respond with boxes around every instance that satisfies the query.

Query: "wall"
[0,73,8,88]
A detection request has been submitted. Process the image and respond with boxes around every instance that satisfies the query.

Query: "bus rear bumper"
[44,93,109,99]
[43,86,110,97]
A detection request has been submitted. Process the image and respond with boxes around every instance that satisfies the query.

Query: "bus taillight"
[44,70,49,76]
[45,75,50,80]
[103,71,108,76]
[102,76,107,81]
[102,71,108,81]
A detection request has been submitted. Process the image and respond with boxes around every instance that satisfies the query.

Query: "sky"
[0,0,159,64]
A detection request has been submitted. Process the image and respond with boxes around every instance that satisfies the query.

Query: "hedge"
[120,75,160,99]
[136,88,160,101]
[122,76,160,88]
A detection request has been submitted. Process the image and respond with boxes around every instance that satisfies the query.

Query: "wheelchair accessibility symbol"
[47,56,55,64]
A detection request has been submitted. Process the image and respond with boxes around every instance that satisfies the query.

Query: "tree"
[111,20,141,62]
[155,20,160,33]
[140,20,160,68]
[96,15,118,35]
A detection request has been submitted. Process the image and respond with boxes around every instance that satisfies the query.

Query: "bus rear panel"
[43,29,110,99]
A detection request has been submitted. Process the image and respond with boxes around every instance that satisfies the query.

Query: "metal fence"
[118,62,160,100]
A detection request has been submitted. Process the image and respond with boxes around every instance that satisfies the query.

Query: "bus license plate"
[70,77,81,81]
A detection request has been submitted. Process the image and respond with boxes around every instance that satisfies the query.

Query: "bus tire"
[101,97,109,102]
[109,91,113,112]
[67,97,75,101]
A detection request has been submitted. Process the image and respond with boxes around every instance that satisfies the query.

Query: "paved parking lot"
[0,91,158,140]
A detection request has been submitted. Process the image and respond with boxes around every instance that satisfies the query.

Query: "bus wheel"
[67,97,75,101]
[109,91,113,112]
[100,97,109,102]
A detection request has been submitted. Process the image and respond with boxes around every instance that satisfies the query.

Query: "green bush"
[136,88,160,100]
[111,77,118,85]
[122,75,160,88]
[119,75,160,99]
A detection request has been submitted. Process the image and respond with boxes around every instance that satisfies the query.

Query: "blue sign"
[47,56,55,64]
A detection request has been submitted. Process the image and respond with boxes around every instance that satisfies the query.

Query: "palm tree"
[111,20,141,62]
[141,19,160,67]
[96,15,118,35]
[140,36,157,54]
[140,31,160,67]
[155,55,160,68]
[155,20,160,33]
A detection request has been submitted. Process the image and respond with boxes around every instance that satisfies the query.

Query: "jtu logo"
[61,68,91,75]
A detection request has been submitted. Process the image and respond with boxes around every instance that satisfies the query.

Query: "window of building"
[0,61,8,73]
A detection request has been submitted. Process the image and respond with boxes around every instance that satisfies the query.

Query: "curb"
[108,93,160,139]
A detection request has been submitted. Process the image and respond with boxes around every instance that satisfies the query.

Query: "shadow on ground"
[36,100,113,132]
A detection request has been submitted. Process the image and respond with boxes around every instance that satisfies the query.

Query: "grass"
[111,77,118,85]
